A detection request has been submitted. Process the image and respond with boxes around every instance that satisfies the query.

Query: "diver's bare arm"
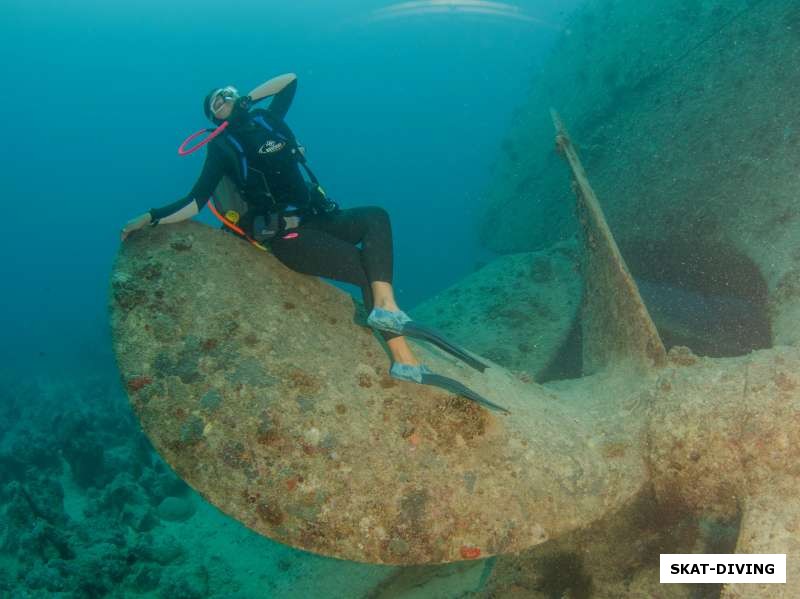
[121,212,153,241]
[248,73,297,102]
[146,150,222,227]
[121,196,203,241]
[150,199,202,224]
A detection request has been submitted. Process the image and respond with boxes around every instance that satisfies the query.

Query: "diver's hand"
[247,73,297,102]
[237,95,252,111]
[121,212,152,241]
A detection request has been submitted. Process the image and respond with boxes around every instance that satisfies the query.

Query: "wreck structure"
[111,2,800,596]
[111,109,797,596]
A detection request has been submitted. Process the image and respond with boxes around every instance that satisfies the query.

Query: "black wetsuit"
[150,80,396,336]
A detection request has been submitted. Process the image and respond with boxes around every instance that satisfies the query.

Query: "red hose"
[208,199,267,251]
[178,121,229,155]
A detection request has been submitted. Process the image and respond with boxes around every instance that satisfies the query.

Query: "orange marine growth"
[127,376,153,392]
[460,545,481,559]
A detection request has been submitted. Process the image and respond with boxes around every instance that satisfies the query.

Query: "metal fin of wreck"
[551,109,666,374]
[111,222,646,566]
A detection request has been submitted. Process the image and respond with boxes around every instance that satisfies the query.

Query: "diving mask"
[209,86,240,116]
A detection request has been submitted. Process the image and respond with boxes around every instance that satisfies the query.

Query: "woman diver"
[121,74,502,410]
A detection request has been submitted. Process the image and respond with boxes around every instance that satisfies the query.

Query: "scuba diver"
[121,73,506,413]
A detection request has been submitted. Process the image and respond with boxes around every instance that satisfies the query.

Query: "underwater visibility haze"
[3,0,800,597]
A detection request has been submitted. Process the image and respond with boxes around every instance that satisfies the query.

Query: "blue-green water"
[1,0,575,378]
[1,1,580,597]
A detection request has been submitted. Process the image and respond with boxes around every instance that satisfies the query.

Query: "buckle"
[252,214,280,242]
[283,216,301,230]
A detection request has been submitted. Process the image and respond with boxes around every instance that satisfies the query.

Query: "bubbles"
[362,1,563,31]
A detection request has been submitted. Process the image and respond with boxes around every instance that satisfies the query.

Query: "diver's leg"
[301,206,397,305]
[304,207,487,371]
[270,228,419,366]
[385,336,418,365]
[371,281,400,312]
[291,212,498,406]
[271,227,372,297]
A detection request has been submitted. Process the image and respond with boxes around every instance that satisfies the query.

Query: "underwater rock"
[104,442,148,479]
[129,505,159,533]
[23,561,72,594]
[72,541,129,596]
[0,454,23,488]
[157,495,196,522]
[62,431,108,489]
[6,431,62,474]
[17,477,68,528]
[139,460,190,504]
[132,532,185,566]
[0,561,11,594]
[89,471,158,532]
[2,480,74,561]
[129,563,162,593]
[158,565,210,599]
[17,520,76,564]
[93,472,145,512]
[84,517,129,550]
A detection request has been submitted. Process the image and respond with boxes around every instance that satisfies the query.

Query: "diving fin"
[420,372,510,414]
[390,363,509,414]
[367,308,488,372]
[400,322,488,373]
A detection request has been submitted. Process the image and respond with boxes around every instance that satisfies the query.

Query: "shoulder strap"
[209,135,248,187]
[252,110,293,142]
[250,111,321,186]
[223,134,248,183]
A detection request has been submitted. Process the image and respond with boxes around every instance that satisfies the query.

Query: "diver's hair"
[203,89,220,123]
